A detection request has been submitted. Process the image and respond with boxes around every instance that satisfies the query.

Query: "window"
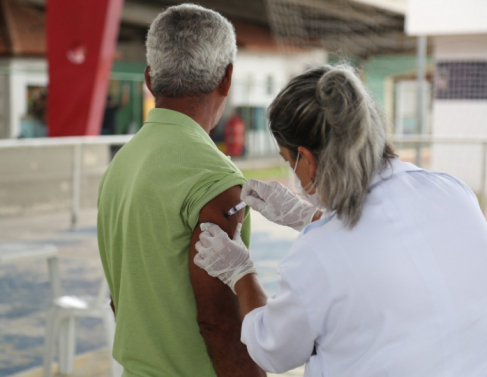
[435,61,487,100]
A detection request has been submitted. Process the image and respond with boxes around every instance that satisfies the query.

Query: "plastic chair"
[42,279,123,377]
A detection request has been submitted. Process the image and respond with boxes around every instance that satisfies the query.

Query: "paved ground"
[11,348,305,377]
[0,208,303,376]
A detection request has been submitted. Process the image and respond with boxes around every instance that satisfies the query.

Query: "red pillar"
[47,0,124,136]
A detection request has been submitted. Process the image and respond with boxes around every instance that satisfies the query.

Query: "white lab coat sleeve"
[241,240,319,374]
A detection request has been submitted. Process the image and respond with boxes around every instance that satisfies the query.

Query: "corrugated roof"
[0,0,46,57]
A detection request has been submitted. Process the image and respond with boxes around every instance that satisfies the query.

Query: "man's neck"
[155,95,215,134]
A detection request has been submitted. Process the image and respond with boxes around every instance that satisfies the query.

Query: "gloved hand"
[195,223,257,294]
[241,179,318,232]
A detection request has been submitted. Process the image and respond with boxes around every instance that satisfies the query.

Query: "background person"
[98,4,265,376]
[195,65,487,376]
[101,84,130,135]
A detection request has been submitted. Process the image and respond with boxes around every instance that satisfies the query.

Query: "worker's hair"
[146,4,237,98]
[268,64,396,229]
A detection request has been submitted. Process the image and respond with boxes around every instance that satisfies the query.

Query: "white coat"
[241,159,487,377]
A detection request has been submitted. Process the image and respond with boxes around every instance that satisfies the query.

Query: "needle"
[224,201,247,217]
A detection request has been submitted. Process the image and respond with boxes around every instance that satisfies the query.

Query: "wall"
[359,55,433,133]
[230,49,327,156]
[432,103,487,192]
[431,34,487,193]
[363,55,420,108]
[7,58,48,138]
[406,0,487,36]
[231,49,327,108]
[393,80,432,135]
[434,34,487,61]
[0,61,10,139]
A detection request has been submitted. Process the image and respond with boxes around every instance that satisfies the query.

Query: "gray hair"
[146,4,237,98]
[268,64,395,228]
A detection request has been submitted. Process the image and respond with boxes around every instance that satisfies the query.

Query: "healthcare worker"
[194,65,487,376]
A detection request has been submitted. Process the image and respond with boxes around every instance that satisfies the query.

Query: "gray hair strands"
[146,4,237,98]
[268,64,395,228]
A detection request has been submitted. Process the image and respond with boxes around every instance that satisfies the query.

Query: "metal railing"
[0,135,132,228]
[390,135,487,211]
[0,134,486,228]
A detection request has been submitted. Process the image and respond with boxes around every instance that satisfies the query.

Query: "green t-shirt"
[97,108,250,377]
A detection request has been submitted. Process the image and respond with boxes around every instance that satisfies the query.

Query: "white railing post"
[71,143,82,229]
[480,142,487,213]
[47,255,62,300]
[415,35,428,168]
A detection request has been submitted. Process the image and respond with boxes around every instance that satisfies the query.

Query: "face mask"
[291,153,323,208]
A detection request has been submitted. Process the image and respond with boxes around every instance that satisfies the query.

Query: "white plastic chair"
[42,279,123,377]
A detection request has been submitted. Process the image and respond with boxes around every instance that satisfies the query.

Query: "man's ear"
[144,66,155,96]
[297,146,318,180]
[218,63,233,97]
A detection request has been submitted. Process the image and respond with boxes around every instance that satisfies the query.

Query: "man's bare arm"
[189,185,266,377]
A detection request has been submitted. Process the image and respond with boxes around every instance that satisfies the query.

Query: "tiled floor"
[1,208,302,376]
[12,349,114,377]
[0,210,106,376]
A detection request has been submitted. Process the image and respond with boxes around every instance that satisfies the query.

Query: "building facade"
[407,0,487,193]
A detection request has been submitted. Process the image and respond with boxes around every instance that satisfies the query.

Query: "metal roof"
[120,0,416,56]
[0,0,45,57]
[22,0,416,57]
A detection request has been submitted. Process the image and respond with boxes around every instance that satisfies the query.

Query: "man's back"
[98,109,250,376]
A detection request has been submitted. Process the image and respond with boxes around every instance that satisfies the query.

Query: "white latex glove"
[241,179,317,232]
[194,223,257,294]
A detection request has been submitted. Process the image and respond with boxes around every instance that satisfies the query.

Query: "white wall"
[434,34,487,60]
[230,49,327,108]
[430,34,487,193]
[406,0,487,36]
[431,102,487,192]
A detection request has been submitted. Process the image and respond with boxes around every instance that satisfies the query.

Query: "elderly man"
[97,4,265,376]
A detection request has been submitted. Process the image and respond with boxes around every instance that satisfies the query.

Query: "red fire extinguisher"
[224,114,245,157]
